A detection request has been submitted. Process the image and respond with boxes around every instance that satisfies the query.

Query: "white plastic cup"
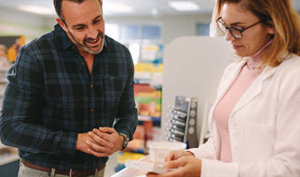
[147,141,186,164]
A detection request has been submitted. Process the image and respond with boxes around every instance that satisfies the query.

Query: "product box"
[134,84,161,119]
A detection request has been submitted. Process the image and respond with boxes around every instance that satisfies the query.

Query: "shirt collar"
[53,23,107,51]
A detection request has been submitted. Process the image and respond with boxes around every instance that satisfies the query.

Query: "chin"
[233,50,248,58]
[85,44,104,54]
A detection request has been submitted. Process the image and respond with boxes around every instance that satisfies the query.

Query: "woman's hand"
[165,150,195,162]
[146,156,202,177]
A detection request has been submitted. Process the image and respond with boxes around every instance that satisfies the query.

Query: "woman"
[147,0,300,176]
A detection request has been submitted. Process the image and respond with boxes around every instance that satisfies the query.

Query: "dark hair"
[53,0,101,20]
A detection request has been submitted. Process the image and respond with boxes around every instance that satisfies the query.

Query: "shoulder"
[103,36,132,66]
[271,54,300,90]
[20,32,53,56]
[276,54,300,76]
[280,54,300,67]
[14,32,54,71]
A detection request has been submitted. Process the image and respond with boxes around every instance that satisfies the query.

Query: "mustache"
[84,31,104,43]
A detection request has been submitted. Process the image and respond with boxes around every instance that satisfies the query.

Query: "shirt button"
[81,62,85,66]
[91,84,94,88]
[91,109,94,112]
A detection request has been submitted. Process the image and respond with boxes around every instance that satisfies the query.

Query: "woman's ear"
[267,26,275,35]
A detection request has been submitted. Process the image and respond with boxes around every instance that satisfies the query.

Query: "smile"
[86,38,99,44]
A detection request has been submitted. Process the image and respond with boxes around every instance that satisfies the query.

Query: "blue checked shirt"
[0,24,137,170]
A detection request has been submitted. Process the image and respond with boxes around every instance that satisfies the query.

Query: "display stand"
[165,96,199,148]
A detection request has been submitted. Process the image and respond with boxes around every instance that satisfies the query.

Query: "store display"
[0,36,25,63]
[140,44,163,64]
[165,96,199,148]
[115,151,146,172]
[134,84,162,120]
[134,63,163,87]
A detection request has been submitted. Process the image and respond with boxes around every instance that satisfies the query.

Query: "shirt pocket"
[98,75,127,116]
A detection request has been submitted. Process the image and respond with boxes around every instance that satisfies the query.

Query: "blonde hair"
[212,0,300,67]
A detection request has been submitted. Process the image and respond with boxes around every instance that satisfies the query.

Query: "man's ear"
[56,17,68,32]
[100,0,103,6]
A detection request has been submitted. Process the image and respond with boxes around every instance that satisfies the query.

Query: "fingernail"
[88,132,92,135]
[86,141,90,144]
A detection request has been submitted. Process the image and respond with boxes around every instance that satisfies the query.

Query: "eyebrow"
[93,15,103,21]
[220,17,246,26]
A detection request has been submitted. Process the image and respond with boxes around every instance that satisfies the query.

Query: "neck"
[77,47,94,58]
[247,39,273,69]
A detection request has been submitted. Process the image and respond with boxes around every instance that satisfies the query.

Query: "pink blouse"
[213,40,272,162]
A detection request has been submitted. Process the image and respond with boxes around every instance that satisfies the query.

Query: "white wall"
[102,14,212,45]
[0,7,46,27]
[34,13,212,45]
[162,36,232,142]
[0,7,51,40]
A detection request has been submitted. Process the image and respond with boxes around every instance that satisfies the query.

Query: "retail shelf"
[138,115,161,122]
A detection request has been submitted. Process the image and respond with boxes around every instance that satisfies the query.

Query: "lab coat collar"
[230,60,277,116]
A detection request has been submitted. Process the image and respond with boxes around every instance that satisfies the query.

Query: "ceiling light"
[103,3,134,13]
[169,1,200,11]
[151,8,158,16]
[18,5,55,15]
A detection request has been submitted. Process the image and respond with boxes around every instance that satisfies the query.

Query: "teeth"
[87,39,98,43]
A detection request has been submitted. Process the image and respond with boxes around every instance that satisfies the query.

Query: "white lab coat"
[189,54,300,177]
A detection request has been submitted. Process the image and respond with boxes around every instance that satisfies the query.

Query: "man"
[0,0,137,176]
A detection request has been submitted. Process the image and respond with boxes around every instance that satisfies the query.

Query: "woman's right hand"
[165,150,195,162]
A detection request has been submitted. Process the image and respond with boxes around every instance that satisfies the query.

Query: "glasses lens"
[230,27,242,39]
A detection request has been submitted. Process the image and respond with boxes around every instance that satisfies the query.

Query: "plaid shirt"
[0,24,137,170]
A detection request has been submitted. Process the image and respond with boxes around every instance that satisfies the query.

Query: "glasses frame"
[216,17,261,39]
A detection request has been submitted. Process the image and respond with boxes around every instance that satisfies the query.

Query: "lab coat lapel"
[209,60,246,129]
[231,66,276,115]
[215,61,246,105]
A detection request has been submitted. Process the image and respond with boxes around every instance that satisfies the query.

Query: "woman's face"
[220,2,274,57]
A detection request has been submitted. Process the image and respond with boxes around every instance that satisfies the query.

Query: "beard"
[68,29,105,55]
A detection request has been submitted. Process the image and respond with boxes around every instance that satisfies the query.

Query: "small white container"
[147,141,186,163]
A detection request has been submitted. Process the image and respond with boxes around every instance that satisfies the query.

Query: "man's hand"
[86,127,124,157]
[76,132,97,155]
[146,156,202,177]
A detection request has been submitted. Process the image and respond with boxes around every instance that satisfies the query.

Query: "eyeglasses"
[216,17,261,39]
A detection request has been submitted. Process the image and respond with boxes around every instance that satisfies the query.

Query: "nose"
[86,26,98,39]
[224,30,234,41]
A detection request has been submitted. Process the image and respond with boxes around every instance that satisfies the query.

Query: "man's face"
[57,0,105,55]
